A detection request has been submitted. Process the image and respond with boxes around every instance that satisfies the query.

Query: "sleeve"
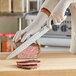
[40,0,59,12]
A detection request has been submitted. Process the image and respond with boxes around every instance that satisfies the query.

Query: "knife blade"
[6,26,50,60]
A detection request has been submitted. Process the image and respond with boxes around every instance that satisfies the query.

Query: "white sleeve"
[40,0,76,12]
[40,0,59,12]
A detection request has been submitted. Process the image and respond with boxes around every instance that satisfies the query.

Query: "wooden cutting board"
[0,51,76,76]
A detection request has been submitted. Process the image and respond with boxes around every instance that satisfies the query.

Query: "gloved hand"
[13,12,49,42]
[50,0,74,25]
[13,0,76,43]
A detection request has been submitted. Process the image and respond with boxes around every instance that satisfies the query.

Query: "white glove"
[13,0,60,43]
[13,12,48,42]
[13,0,76,43]
[50,0,74,25]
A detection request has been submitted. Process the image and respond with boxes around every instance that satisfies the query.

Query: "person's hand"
[50,0,73,25]
[13,12,48,43]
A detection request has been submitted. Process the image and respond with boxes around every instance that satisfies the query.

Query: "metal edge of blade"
[6,26,50,60]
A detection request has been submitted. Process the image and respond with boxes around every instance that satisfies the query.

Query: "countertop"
[0,51,76,76]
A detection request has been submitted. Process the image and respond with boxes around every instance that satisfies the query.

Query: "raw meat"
[17,65,38,69]
[17,60,40,63]
[17,60,40,69]
[17,60,40,65]
[17,42,41,59]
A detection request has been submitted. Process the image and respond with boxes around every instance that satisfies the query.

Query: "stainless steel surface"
[38,37,71,47]
[41,46,70,52]
[12,40,17,49]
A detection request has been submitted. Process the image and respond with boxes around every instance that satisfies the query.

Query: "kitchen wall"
[0,0,26,34]
[0,18,18,33]
[0,17,27,34]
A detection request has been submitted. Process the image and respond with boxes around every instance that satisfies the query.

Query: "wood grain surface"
[0,51,76,76]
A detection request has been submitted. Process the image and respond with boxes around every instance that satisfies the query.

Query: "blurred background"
[0,0,72,51]
[0,0,44,34]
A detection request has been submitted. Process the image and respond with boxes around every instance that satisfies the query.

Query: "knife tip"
[6,56,11,60]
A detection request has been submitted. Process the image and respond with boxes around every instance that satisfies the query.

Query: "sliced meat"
[17,65,38,69]
[17,60,40,65]
[17,42,41,59]
[17,63,40,66]
[17,60,40,69]
[17,60,40,63]
[17,64,37,66]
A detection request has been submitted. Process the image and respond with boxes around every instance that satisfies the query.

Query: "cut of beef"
[17,60,40,63]
[17,64,37,66]
[17,65,38,69]
[17,42,41,59]
[17,60,40,65]
[17,60,40,69]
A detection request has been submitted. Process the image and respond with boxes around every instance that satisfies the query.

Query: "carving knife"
[6,25,51,60]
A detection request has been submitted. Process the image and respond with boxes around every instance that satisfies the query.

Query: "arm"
[13,0,59,42]
[50,0,76,25]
